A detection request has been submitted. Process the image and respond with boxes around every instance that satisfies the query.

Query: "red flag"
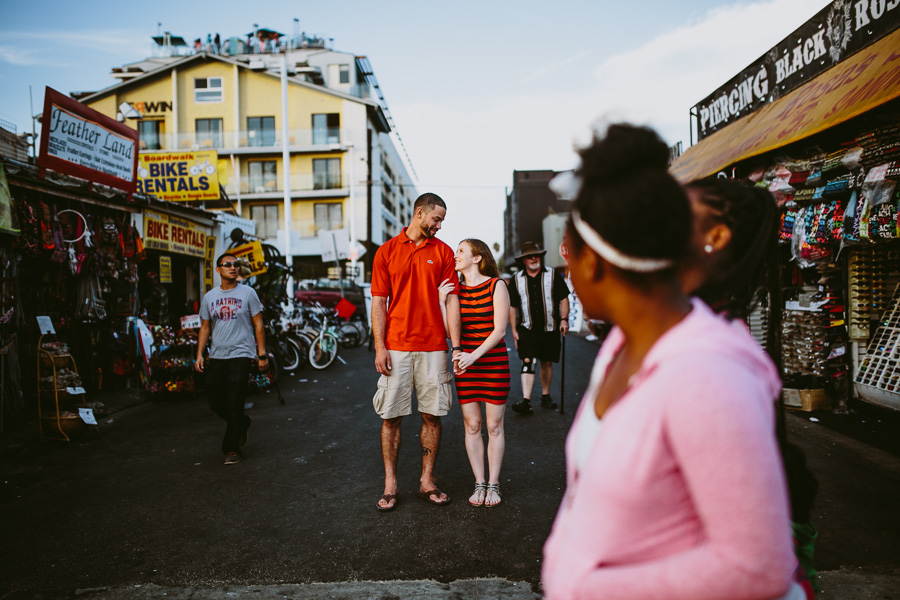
[335,297,356,321]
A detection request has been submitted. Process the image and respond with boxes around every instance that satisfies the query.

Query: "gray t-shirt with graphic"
[199,284,264,359]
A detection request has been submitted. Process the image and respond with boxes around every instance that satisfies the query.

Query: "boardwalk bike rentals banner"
[136,151,220,202]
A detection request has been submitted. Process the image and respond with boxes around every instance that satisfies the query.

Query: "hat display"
[515,241,547,260]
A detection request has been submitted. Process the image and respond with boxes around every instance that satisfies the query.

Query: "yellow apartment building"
[80,31,417,279]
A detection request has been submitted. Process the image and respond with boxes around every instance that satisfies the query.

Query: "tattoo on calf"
[422,447,432,456]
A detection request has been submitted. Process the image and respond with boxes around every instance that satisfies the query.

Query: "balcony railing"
[224,173,345,196]
[253,219,346,242]
[139,128,360,152]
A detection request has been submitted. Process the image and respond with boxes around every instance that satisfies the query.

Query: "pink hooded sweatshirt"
[542,299,796,600]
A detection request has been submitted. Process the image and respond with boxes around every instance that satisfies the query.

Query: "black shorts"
[516,326,561,363]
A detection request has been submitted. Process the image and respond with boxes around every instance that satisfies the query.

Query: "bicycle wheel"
[291,331,313,370]
[351,320,369,348]
[308,332,339,369]
[337,323,361,348]
[277,335,302,372]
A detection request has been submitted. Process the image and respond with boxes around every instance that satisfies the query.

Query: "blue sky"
[0,0,827,252]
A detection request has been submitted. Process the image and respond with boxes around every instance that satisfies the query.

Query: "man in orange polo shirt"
[371,192,462,511]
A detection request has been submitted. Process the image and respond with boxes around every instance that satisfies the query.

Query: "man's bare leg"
[540,361,553,395]
[419,413,448,503]
[379,416,402,509]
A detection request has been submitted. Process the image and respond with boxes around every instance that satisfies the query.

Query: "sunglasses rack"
[850,244,900,410]
[748,296,769,351]
[780,262,848,406]
[781,306,830,377]
[847,246,900,340]
[854,284,900,406]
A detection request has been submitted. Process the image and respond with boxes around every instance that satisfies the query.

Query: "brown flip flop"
[376,493,398,512]
[417,488,451,506]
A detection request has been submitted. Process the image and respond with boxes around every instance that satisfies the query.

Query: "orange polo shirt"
[371,229,459,352]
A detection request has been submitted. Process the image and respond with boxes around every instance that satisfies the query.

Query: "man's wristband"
[451,346,462,352]
[258,354,267,360]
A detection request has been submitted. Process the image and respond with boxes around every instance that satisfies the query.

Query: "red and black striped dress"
[455,278,511,405]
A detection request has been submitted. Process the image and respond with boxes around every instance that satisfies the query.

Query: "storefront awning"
[671,27,900,183]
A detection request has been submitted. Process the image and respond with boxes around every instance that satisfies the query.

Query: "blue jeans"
[206,358,251,455]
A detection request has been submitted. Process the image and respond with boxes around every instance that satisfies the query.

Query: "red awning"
[671,27,900,183]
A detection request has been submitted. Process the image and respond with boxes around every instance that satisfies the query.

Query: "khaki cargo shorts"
[373,350,453,419]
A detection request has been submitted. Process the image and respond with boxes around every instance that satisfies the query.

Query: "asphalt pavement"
[1,333,898,599]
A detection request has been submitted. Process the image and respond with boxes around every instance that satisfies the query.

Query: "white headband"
[571,208,674,273]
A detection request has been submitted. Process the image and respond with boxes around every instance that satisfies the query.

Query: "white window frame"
[194,76,224,103]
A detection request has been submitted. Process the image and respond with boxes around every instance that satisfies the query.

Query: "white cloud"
[0,45,41,66]
[522,50,594,84]
[583,0,827,144]
[0,29,144,59]
[393,0,828,251]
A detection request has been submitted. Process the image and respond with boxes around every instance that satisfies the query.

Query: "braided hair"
[685,178,778,320]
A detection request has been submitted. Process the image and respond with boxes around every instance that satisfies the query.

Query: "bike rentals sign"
[136,151,220,201]
[229,241,268,277]
[143,210,209,258]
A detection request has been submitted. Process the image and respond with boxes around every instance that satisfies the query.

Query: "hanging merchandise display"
[672,5,900,412]
[726,120,900,411]
[0,155,219,420]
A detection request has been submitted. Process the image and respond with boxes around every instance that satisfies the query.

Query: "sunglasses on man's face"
[218,262,238,268]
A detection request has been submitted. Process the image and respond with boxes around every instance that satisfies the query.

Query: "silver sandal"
[485,483,502,508]
[468,482,487,507]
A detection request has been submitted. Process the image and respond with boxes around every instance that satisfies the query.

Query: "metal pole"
[280,52,293,297]
[348,143,358,282]
[559,333,566,415]
[230,154,242,215]
[332,232,343,296]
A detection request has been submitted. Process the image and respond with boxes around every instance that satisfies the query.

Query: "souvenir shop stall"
[0,159,24,432]
[133,198,216,399]
[0,156,147,436]
[672,6,900,412]
[0,154,225,435]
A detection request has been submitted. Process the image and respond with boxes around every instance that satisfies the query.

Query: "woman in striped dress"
[439,238,511,507]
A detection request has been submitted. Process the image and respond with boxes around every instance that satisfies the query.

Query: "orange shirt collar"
[399,227,434,246]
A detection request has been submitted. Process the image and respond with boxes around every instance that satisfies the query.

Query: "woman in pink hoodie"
[542,124,798,600]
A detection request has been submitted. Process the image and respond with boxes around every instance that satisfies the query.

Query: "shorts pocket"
[436,371,453,413]
[372,375,389,415]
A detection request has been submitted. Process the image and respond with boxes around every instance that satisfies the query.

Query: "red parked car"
[294,278,366,320]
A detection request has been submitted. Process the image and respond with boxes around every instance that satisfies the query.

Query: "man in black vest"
[507,242,569,415]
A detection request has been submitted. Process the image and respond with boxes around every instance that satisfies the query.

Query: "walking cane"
[271,369,286,405]
[559,333,566,415]
[263,353,285,405]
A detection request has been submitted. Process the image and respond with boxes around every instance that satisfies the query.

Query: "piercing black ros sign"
[694,0,900,140]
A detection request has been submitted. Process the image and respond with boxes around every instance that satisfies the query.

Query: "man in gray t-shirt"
[195,253,267,465]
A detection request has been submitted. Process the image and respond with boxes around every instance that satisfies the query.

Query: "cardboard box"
[783,388,830,412]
